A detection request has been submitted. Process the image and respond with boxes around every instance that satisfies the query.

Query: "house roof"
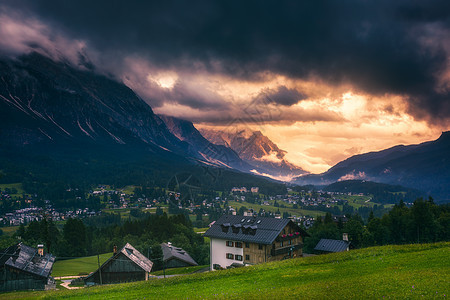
[314,239,350,253]
[84,243,153,281]
[119,243,153,272]
[161,243,198,266]
[203,215,308,245]
[0,243,55,278]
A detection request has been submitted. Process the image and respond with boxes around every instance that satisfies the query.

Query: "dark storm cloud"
[3,0,450,123]
[258,86,307,107]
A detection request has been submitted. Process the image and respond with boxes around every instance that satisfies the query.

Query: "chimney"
[37,244,44,256]
[113,245,117,255]
[343,233,349,241]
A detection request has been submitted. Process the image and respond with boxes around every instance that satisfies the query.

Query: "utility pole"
[163,258,166,279]
[97,254,103,285]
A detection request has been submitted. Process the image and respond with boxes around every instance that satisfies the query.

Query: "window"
[258,244,263,250]
[280,241,284,247]
[289,239,292,245]
[235,255,243,261]
[226,241,234,247]
[226,253,234,259]
[235,242,243,248]
[213,264,221,270]
[245,255,250,260]
[245,242,250,248]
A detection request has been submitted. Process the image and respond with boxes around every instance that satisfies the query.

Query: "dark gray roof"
[161,243,198,266]
[203,215,308,245]
[0,243,54,278]
[314,239,350,253]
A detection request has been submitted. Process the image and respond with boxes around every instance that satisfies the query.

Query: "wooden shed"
[161,242,198,268]
[84,243,153,285]
[0,243,55,292]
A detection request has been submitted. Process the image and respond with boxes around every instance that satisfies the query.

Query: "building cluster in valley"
[0,207,101,227]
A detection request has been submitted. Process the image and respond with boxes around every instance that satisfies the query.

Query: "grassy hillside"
[3,242,449,299]
[51,253,112,277]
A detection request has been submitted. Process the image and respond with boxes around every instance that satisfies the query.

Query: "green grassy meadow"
[337,195,394,209]
[150,265,208,276]
[2,242,449,299]
[51,253,113,277]
[1,226,20,236]
[228,200,324,217]
[0,183,25,196]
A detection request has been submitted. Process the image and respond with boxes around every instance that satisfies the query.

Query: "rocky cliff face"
[0,52,183,153]
[159,115,254,172]
[200,128,307,179]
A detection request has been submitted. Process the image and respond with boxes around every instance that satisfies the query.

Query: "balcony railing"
[270,243,303,256]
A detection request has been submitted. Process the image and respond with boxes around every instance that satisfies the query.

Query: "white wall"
[210,238,244,269]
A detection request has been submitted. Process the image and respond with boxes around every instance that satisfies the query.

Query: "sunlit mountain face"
[0,0,449,175]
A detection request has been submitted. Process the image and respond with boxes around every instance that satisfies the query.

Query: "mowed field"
[2,242,449,299]
[51,253,113,277]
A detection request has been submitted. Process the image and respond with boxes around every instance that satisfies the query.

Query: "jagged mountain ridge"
[199,128,307,179]
[294,132,450,201]
[158,115,254,171]
[0,52,184,152]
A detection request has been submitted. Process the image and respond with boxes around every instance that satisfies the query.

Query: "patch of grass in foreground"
[51,253,112,277]
[150,265,208,276]
[2,242,449,299]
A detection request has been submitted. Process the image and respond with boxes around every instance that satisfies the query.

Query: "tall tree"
[63,218,87,257]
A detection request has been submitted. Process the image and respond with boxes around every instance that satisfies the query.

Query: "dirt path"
[60,279,84,290]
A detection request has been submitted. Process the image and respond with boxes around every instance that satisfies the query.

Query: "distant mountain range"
[1,52,448,202]
[0,52,285,192]
[295,132,450,201]
[199,128,307,179]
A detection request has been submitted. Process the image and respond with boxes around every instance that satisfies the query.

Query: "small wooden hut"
[84,243,153,285]
[0,243,55,291]
[161,242,198,268]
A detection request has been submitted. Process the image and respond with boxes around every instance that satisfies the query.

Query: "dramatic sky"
[1,0,450,173]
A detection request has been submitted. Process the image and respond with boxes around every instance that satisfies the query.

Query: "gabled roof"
[119,243,153,272]
[84,243,153,281]
[0,243,55,278]
[161,243,198,266]
[203,215,308,245]
[314,239,350,253]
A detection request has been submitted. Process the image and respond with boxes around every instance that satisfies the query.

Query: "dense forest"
[303,198,450,253]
